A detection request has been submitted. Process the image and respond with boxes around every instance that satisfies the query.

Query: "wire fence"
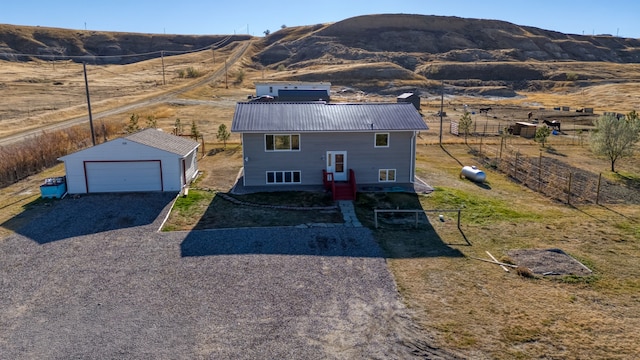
[469,141,638,205]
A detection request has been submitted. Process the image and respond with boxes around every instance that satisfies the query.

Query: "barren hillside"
[256,14,640,66]
[0,24,250,64]
[3,14,640,105]
[251,14,640,93]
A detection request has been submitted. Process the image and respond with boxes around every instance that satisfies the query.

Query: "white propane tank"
[460,165,486,183]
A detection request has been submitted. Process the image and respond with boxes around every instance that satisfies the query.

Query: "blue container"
[40,176,67,199]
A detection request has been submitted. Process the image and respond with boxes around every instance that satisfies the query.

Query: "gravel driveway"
[0,193,456,359]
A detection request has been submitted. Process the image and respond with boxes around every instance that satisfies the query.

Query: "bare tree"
[50,46,67,70]
[590,113,640,172]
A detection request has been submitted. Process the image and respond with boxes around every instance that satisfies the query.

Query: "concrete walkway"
[338,200,362,227]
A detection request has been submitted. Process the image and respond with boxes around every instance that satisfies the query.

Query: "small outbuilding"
[511,122,537,139]
[396,92,420,111]
[59,129,199,194]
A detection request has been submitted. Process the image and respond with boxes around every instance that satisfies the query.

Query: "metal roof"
[125,129,199,156]
[231,102,429,133]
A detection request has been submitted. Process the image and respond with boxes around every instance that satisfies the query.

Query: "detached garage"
[59,129,200,194]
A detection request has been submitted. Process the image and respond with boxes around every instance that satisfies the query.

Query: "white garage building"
[59,129,200,194]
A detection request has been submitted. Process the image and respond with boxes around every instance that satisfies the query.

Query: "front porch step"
[333,183,355,201]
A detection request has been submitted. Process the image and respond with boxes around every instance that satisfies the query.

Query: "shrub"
[186,67,202,78]
[515,266,536,278]
[234,69,245,84]
[0,121,122,188]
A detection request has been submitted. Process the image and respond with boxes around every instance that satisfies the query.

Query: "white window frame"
[265,134,300,151]
[375,133,389,148]
[266,170,302,184]
[378,169,396,182]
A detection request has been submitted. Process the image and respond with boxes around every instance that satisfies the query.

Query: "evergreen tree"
[216,124,231,149]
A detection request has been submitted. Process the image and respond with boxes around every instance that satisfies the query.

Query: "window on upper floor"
[265,134,300,151]
[375,133,389,147]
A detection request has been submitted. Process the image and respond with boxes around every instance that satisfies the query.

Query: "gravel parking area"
[0,193,456,359]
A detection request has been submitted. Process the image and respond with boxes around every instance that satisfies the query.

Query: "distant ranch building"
[255,81,331,102]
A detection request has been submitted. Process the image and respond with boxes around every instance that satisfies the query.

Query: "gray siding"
[242,132,416,186]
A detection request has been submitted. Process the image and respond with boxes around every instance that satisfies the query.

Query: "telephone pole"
[439,80,444,146]
[83,62,96,146]
[161,50,166,85]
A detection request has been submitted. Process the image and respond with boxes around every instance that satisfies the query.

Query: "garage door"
[85,160,162,193]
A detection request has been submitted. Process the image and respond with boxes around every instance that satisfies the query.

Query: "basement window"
[378,169,396,182]
[266,170,302,184]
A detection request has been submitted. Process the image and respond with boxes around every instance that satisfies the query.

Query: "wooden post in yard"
[567,172,573,205]
[538,151,542,191]
[596,173,602,205]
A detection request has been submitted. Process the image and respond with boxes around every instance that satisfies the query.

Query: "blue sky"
[1,0,638,38]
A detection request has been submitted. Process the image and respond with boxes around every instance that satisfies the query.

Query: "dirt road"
[0,40,252,147]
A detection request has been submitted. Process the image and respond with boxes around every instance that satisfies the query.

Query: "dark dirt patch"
[193,193,343,229]
[508,248,593,276]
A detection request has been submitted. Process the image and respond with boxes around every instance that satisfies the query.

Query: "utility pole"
[225,59,228,89]
[83,62,96,146]
[439,80,444,146]
[161,50,166,85]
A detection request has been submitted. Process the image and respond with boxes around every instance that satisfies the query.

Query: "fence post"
[479,136,483,158]
[538,151,542,191]
[514,153,518,179]
[567,172,572,205]
[596,173,602,205]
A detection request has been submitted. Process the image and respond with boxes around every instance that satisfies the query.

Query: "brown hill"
[252,14,640,92]
[0,24,250,64]
[257,14,640,66]
[3,14,640,93]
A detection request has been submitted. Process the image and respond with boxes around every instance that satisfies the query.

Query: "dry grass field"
[1,41,639,359]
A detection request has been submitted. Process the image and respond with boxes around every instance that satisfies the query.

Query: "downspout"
[410,131,416,183]
[241,133,246,186]
[182,158,187,188]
